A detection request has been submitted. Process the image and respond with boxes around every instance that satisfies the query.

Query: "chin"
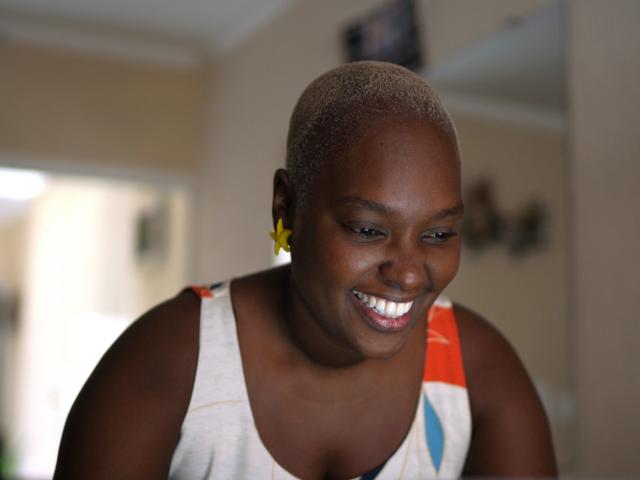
[353,329,413,361]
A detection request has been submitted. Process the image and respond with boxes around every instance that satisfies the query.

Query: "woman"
[54,61,556,479]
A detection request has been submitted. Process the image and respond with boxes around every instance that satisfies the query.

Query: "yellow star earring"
[269,218,292,255]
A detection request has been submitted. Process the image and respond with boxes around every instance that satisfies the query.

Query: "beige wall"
[0,216,28,291]
[0,43,207,177]
[0,215,26,454]
[569,0,640,474]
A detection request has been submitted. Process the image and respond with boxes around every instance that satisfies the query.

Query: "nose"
[378,250,428,293]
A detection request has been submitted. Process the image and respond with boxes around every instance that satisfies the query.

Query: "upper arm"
[54,291,200,480]
[456,305,557,477]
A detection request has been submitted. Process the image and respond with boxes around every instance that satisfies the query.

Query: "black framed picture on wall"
[343,0,423,71]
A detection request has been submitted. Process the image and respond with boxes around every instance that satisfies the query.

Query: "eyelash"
[342,224,457,244]
[421,231,457,244]
[344,224,387,239]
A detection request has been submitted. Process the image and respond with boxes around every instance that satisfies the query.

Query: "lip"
[351,291,414,333]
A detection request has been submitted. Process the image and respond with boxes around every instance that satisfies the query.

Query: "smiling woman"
[54,61,556,479]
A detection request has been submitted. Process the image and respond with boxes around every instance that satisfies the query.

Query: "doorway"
[0,166,192,478]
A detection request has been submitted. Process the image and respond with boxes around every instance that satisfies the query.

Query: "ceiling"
[425,2,566,112]
[0,0,294,57]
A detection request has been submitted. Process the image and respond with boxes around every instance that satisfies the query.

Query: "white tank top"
[169,281,471,479]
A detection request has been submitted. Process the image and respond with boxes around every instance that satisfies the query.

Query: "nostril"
[378,259,426,291]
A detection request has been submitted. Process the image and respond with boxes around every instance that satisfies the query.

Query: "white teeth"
[385,302,397,316]
[353,290,413,319]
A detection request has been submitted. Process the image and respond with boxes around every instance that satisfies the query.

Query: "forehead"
[347,117,458,172]
[306,118,460,213]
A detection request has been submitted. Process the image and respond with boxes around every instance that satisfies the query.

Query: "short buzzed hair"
[286,60,457,202]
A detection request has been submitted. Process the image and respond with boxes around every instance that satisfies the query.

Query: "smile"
[352,290,414,319]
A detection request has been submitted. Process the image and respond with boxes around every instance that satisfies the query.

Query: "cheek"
[296,213,374,277]
[429,244,461,288]
[316,239,378,285]
[291,220,360,285]
[331,240,375,266]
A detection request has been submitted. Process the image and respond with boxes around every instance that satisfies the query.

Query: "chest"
[246,371,422,480]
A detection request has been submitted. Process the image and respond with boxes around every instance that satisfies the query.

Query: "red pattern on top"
[190,285,214,299]
[423,304,467,388]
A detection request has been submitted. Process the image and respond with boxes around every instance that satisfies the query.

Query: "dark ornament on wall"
[462,179,503,249]
[135,200,169,262]
[462,178,547,257]
[505,202,547,255]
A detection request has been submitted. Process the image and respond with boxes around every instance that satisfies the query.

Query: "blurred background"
[0,0,638,477]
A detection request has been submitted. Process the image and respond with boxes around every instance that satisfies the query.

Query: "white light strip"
[0,167,48,201]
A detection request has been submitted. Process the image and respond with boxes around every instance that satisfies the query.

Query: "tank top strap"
[186,281,228,299]
[418,296,471,477]
[183,280,247,411]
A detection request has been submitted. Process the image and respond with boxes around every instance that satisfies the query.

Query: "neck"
[283,275,363,369]
[255,265,426,403]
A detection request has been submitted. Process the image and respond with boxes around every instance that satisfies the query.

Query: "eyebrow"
[336,196,464,220]
[337,196,394,215]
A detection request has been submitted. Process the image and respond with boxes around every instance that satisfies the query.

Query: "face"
[286,117,463,363]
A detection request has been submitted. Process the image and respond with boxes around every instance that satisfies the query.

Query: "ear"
[272,168,296,230]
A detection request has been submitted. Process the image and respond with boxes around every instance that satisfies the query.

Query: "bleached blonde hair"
[286,61,457,202]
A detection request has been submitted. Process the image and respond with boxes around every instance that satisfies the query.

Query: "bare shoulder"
[54,289,201,479]
[454,304,527,390]
[453,304,558,476]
